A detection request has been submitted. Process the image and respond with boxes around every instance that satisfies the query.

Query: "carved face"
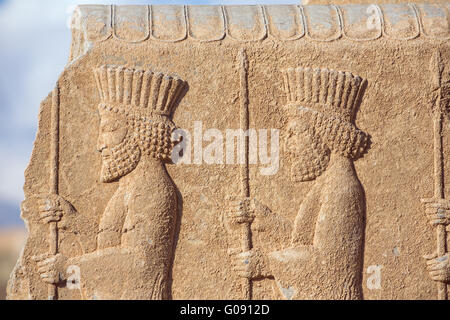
[284,118,330,182]
[97,107,141,183]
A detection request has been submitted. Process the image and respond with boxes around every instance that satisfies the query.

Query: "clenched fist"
[424,252,450,283]
[420,198,450,226]
[32,253,68,285]
[228,247,271,280]
[224,198,256,234]
[37,194,75,224]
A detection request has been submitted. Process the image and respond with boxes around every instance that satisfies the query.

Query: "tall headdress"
[281,67,370,159]
[93,65,186,120]
[93,65,187,160]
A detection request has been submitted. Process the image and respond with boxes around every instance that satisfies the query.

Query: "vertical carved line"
[327,70,338,106]
[434,107,447,301]
[319,68,329,105]
[140,71,152,109]
[281,71,289,102]
[312,68,321,103]
[149,73,163,110]
[287,68,296,103]
[295,68,303,103]
[99,66,109,102]
[303,67,311,103]
[166,78,184,115]
[334,71,345,109]
[48,83,60,300]
[115,66,124,104]
[259,4,269,41]
[434,111,444,200]
[340,72,352,114]
[238,48,252,300]
[93,70,103,102]
[123,69,133,106]
[158,76,173,113]
[239,48,250,199]
[131,70,144,106]
[348,77,361,121]
[430,50,448,300]
[107,67,116,102]
[50,85,60,201]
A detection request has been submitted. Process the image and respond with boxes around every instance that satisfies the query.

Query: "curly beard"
[287,136,330,183]
[100,135,141,183]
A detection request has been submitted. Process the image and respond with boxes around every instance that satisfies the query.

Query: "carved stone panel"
[7,4,450,300]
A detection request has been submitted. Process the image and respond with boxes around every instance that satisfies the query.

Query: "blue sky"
[0,0,301,226]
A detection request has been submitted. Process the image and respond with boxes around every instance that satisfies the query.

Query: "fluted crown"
[93,65,186,119]
[282,67,365,123]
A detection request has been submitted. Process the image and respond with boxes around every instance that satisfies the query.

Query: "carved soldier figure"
[33,66,186,299]
[421,198,450,284]
[226,68,371,299]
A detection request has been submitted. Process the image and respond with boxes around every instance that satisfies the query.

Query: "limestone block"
[8,3,450,300]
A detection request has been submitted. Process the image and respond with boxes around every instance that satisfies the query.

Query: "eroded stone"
[7,3,450,300]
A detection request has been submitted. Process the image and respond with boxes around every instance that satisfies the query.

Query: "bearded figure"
[33,65,186,299]
[226,67,371,300]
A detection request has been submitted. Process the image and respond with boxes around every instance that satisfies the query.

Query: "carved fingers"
[37,194,75,224]
[32,253,67,284]
[232,198,256,222]
[227,248,270,280]
[228,248,252,279]
[39,210,63,224]
[424,253,450,283]
[231,198,254,223]
[37,194,63,224]
[420,198,450,226]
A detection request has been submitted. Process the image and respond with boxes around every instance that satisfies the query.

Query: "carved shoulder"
[320,167,365,214]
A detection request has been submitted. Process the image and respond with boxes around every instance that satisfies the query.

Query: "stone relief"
[32,66,187,299]
[421,50,450,300]
[225,67,371,300]
[6,4,450,300]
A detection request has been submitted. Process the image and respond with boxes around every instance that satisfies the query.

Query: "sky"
[0,0,302,226]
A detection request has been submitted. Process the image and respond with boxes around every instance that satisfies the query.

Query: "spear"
[47,83,60,300]
[430,50,448,300]
[238,48,253,300]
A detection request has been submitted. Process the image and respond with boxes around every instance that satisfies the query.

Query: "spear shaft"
[48,83,60,300]
[433,110,447,300]
[238,48,252,300]
[431,50,448,300]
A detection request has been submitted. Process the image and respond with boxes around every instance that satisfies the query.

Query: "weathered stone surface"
[303,0,444,5]
[7,3,450,300]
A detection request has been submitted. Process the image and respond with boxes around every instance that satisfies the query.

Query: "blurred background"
[0,0,300,300]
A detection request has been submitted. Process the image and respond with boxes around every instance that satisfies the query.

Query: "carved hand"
[32,253,68,285]
[250,199,275,233]
[421,198,450,226]
[225,198,275,236]
[424,252,450,283]
[228,247,271,280]
[37,194,75,224]
[225,198,255,232]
